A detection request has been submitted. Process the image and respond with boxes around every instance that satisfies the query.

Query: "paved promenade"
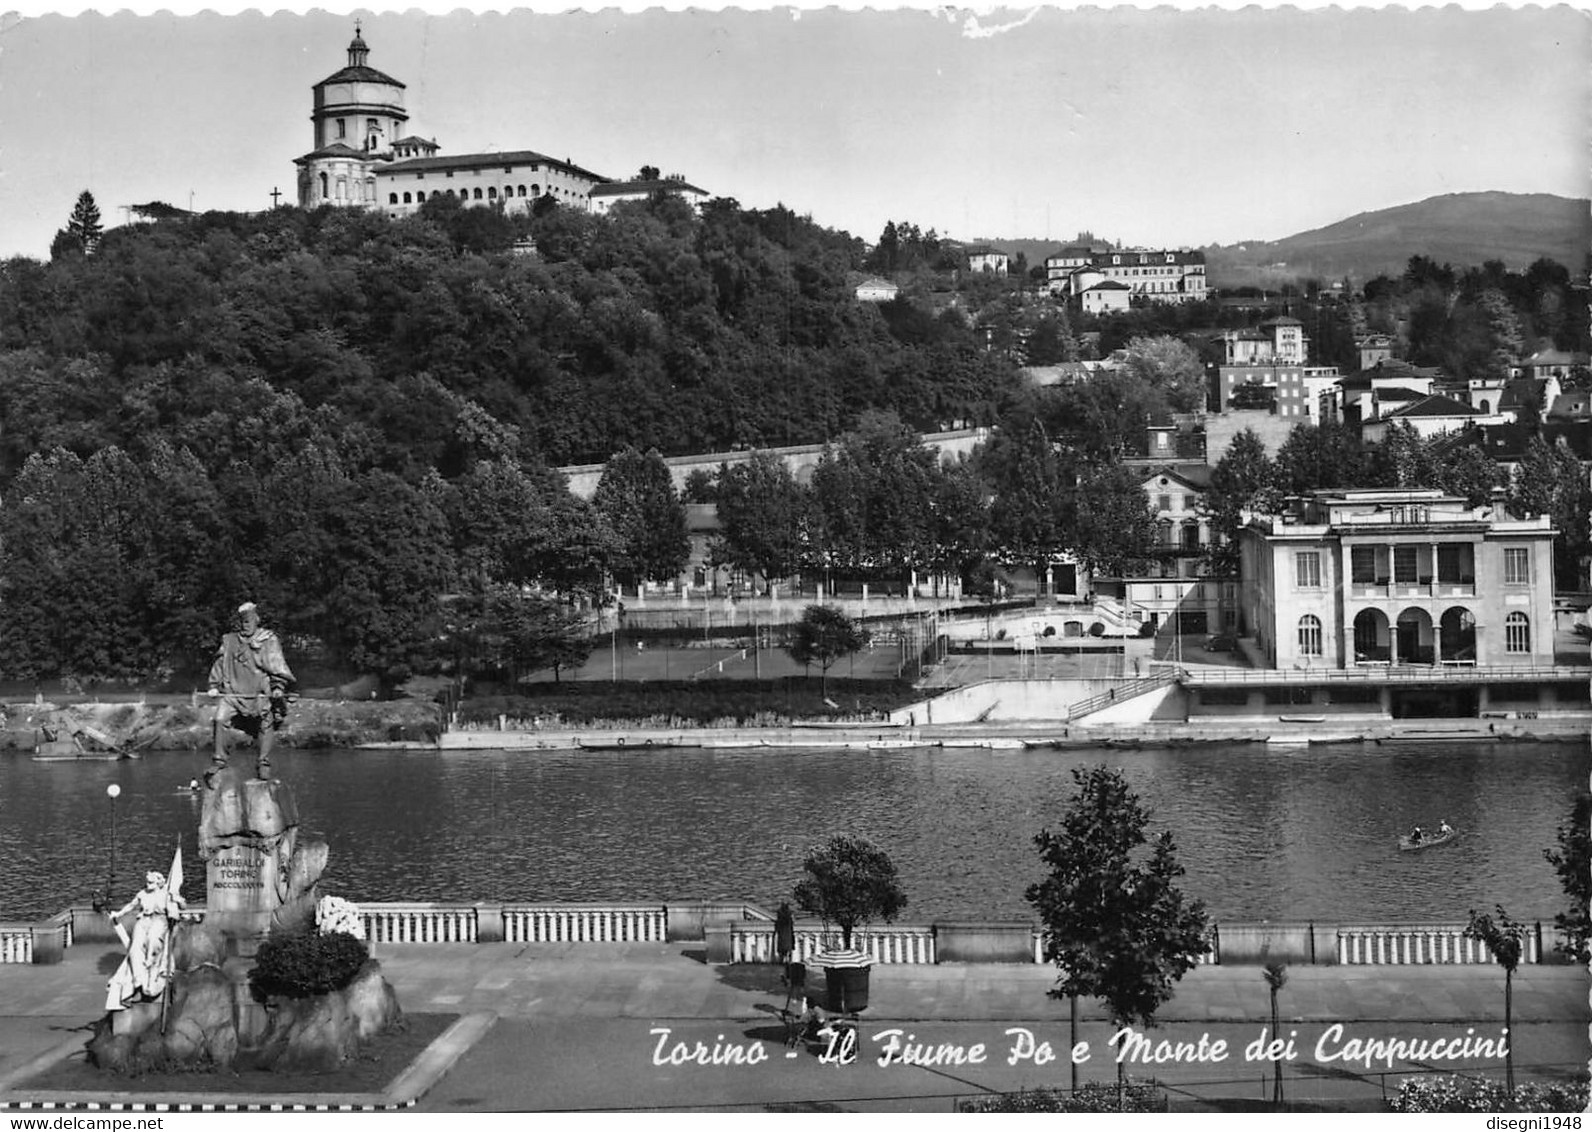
[0,942,1585,1112]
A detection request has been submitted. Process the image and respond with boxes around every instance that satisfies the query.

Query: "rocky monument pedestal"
[88,768,400,1074]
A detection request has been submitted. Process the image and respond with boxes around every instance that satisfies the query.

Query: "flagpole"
[161,842,183,1033]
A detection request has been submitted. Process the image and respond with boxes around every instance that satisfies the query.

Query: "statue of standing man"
[207,602,295,785]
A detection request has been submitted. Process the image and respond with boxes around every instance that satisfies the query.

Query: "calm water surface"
[2,742,1585,923]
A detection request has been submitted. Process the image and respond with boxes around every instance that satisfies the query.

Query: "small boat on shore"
[936,738,1027,751]
[32,736,131,761]
[1399,828,1458,851]
[31,720,142,761]
[575,737,702,751]
[1377,731,1488,744]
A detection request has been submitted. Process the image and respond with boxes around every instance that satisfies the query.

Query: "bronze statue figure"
[207,602,295,784]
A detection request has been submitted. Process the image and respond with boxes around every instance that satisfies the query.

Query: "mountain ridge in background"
[978,191,1590,290]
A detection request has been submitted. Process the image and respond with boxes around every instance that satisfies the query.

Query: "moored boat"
[31,735,126,761]
[575,737,702,751]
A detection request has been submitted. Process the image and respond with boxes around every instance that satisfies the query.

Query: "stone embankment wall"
[0,698,443,752]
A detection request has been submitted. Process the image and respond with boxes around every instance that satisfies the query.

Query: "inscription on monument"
[209,847,265,891]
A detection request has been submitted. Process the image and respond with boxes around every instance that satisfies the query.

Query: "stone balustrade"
[1336,923,1542,965]
[362,903,480,944]
[728,921,936,964]
[503,904,667,943]
[8,903,1562,970]
[0,925,33,963]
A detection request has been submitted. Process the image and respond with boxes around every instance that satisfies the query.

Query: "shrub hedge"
[457,678,919,728]
[958,1082,1168,1113]
[249,930,370,1000]
[1388,1075,1589,1113]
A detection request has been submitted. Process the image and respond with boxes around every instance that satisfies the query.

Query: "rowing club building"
[1217,488,1583,719]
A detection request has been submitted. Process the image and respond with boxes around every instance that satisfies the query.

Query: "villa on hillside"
[590,175,709,215]
[853,276,900,302]
[1044,245,1209,305]
[965,247,1010,276]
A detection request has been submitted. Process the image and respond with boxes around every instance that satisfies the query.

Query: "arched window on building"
[320,172,330,200]
[336,178,347,201]
[518,185,527,196]
[1505,612,1531,653]
[402,192,411,204]
[1298,614,1323,656]
[388,192,398,205]
[473,188,483,200]
[487,187,497,199]
[531,184,540,196]
[447,189,456,198]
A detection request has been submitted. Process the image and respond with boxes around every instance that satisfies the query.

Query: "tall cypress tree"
[66,190,103,254]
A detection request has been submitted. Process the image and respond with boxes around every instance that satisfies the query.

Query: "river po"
[2,740,1585,924]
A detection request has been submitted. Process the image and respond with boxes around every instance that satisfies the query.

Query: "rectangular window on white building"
[1295,551,1322,588]
[1393,546,1419,584]
[1504,547,1530,584]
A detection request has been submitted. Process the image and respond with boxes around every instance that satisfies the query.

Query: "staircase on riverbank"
[1064,666,1184,721]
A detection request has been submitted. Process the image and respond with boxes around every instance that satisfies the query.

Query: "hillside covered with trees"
[2,192,1586,689]
[0,194,1023,684]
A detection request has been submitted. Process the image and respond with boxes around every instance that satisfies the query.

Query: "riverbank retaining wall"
[890,678,1191,726]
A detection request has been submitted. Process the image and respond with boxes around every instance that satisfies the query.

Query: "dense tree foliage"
[792,833,907,949]
[1507,434,1592,589]
[592,446,690,588]
[1356,256,1589,378]
[1027,766,1210,1097]
[1544,789,1592,964]
[0,195,1027,682]
[785,604,870,695]
[5,194,1583,683]
[710,451,807,589]
[1200,429,1279,578]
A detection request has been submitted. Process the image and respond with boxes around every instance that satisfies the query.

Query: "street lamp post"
[106,783,121,905]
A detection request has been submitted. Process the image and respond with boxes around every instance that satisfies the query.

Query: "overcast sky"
[1,3,1587,259]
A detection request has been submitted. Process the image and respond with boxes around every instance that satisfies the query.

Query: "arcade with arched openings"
[1354,605,1479,666]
